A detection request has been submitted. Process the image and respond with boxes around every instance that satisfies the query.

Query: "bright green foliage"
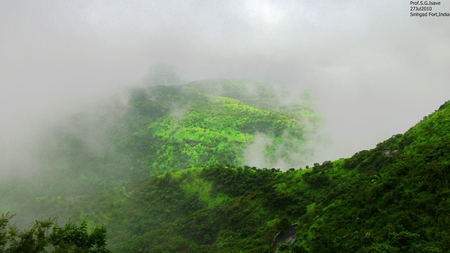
[117,80,318,178]
[289,100,450,252]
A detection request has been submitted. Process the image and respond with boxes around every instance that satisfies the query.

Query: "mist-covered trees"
[143,64,182,86]
[115,80,319,177]
[7,80,450,252]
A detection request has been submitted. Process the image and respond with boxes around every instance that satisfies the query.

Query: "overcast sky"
[1,0,450,172]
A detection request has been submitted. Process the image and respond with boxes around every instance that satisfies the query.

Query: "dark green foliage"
[0,213,109,253]
[302,173,330,189]
[100,165,303,252]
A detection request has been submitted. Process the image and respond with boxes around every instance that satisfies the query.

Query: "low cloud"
[243,132,274,168]
[1,0,449,177]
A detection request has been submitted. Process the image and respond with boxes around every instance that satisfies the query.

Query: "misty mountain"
[2,1,449,252]
[97,100,450,252]
[118,79,320,178]
[2,80,450,252]
[0,79,320,246]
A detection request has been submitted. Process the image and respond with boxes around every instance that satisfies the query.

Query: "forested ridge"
[1,79,450,252]
[106,98,450,252]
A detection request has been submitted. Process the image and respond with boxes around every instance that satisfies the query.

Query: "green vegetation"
[0,213,109,253]
[103,100,450,252]
[2,78,450,252]
[118,80,318,178]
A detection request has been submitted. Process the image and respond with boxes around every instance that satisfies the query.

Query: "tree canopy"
[0,213,109,253]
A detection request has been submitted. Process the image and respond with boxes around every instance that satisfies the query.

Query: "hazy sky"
[1,0,450,172]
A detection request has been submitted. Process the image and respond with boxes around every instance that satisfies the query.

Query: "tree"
[0,213,110,253]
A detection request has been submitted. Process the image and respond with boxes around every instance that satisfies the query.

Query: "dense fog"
[1,0,450,176]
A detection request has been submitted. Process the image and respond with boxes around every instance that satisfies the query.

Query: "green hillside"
[104,100,450,252]
[118,80,319,178]
[0,79,320,250]
[5,79,317,198]
[2,78,449,252]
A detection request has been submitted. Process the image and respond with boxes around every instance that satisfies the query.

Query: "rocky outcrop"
[271,224,297,252]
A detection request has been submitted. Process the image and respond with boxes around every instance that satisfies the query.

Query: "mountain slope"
[102,100,450,252]
[4,80,449,252]
[0,79,320,246]
[112,80,320,178]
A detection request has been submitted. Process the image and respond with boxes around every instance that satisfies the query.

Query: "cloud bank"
[1,0,449,174]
